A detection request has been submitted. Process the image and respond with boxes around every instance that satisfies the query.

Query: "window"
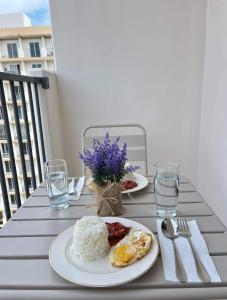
[0,107,3,119]
[0,125,6,139]
[32,63,42,68]
[30,42,40,57]
[9,64,21,75]
[8,178,14,190]
[5,161,11,173]
[22,142,28,155]
[14,86,21,99]
[7,42,18,58]
[1,143,9,155]
[27,177,32,188]
[10,194,16,205]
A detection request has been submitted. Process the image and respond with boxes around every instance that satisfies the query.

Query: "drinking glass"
[46,159,69,209]
[43,161,47,183]
[154,162,179,217]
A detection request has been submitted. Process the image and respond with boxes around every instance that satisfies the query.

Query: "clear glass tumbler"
[46,159,69,209]
[43,162,47,180]
[154,162,179,217]
[43,161,47,188]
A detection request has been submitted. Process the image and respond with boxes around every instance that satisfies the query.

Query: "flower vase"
[92,181,122,216]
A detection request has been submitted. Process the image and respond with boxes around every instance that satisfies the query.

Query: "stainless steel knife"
[74,176,85,200]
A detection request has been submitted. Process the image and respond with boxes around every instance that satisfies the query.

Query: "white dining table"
[0,175,227,300]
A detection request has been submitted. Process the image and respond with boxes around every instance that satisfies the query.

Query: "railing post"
[10,81,29,198]
[34,83,46,163]
[27,82,42,183]
[0,71,50,223]
[20,81,37,190]
[0,80,21,208]
[0,151,11,220]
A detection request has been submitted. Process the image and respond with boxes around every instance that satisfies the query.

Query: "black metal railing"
[0,72,49,221]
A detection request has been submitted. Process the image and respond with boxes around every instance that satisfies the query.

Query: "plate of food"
[49,216,159,287]
[86,173,149,194]
[121,173,149,194]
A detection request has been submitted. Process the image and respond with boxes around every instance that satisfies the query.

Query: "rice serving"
[71,216,109,261]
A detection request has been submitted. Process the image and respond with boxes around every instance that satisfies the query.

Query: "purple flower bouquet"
[80,133,138,216]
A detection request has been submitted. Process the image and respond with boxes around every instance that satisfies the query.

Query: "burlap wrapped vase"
[92,181,122,216]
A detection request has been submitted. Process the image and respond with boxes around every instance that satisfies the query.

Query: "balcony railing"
[0,47,54,59]
[2,152,9,158]
[23,47,41,58]
[3,69,21,75]
[46,47,54,57]
[0,71,49,221]
[0,50,18,59]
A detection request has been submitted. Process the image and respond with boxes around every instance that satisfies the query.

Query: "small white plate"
[122,173,149,194]
[86,173,149,194]
[49,217,159,287]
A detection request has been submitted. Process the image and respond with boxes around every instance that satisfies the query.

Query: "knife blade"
[74,176,85,200]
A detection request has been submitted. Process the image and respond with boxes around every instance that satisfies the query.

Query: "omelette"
[109,230,152,267]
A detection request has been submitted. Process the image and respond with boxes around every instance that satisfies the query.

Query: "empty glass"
[43,161,47,189]
[154,162,179,217]
[46,159,69,209]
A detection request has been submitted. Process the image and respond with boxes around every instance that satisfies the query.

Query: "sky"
[0,0,50,26]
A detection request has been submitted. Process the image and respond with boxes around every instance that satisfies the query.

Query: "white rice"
[71,216,109,261]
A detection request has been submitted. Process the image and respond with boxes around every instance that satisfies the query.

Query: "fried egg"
[109,230,152,267]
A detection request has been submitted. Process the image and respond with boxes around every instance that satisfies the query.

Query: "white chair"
[82,124,148,175]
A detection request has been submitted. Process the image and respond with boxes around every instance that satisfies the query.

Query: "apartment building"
[0,14,55,224]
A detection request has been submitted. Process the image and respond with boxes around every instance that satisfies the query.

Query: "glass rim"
[154,162,179,172]
[44,159,67,168]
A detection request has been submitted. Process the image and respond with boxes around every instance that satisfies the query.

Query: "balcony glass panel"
[9,64,21,75]
[1,143,9,157]
[5,161,11,173]
[47,47,54,56]
[0,125,6,139]
[22,142,28,155]
[7,178,14,190]
[10,194,16,205]
[0,107,3,119]
[15,86,21,99]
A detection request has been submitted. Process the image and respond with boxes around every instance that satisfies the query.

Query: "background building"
[0,13,54,225]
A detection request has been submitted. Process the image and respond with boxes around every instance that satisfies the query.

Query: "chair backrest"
[82,124,148,176]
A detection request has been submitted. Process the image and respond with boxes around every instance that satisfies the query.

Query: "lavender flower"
[80,133,139,185]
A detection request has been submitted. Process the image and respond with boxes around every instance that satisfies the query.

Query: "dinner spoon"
[161,218,187,283]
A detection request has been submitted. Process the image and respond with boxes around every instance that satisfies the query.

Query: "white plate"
[49,217,159,287]
[122,173,149,194]
[86,173,149,194]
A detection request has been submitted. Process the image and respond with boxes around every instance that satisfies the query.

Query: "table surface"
[0,176,227,300]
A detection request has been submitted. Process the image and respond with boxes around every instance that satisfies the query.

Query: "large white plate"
[49,217,159,287]
[122,173,149,194]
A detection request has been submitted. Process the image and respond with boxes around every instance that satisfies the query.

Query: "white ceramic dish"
[49,217,159,287]
[122,173,149,194]
[86,173,149,194]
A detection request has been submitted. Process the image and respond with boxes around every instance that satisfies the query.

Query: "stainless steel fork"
[177,217,210,282]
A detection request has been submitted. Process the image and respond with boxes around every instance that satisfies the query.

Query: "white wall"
[49,0,207,179]
[30,70,65,162]
[198,0,227,225]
